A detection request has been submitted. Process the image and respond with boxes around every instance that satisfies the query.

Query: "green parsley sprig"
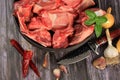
[84,10,107,37]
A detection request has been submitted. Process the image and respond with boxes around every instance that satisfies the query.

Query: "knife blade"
[57,44,91,65]
[57,28,120,65]
[57,50,90,65]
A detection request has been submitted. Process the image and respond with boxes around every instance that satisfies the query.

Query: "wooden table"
[0,0,120,80]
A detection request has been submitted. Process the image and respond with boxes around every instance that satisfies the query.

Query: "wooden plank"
[0,0,120,80]
[0,0,9,80]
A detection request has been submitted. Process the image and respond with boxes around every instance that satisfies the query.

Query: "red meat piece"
[28,17,42,30]
[62,0,95,11]
[52,26,74,48]
[51,12,76,31]
[69,25,94,46]
[29,11,52,30]
[62,0,82,8]
[49,12,69,30]
[26,29,52,47]
[28,17,52,30]
[58,5,74,12]
[75,0,95,11]
[52,30,69,48]
[33,0,62,14]
[33,4,43,14]
[14,0,34,21]
[40,11,52,30]
[17,10,52,47]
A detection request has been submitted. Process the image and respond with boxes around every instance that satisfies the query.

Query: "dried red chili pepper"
[10,39,40,77]
[22,50,33,77]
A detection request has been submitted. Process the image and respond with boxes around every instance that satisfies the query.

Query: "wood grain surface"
[0,0,120,80]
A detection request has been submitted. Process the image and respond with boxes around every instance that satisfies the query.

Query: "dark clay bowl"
[13,0,96,53]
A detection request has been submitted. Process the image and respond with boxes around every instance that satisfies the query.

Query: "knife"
[57,28,120,65]
[88,28,120,55]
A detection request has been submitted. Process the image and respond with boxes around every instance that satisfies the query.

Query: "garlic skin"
[104,45,119,58]
[93,56,106,70]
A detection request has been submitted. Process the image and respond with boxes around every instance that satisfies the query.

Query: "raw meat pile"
[13,0,105,48]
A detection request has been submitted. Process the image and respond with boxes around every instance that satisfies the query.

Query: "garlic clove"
[53,68,61,80]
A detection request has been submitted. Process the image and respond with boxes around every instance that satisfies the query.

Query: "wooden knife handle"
[96,28,120,46]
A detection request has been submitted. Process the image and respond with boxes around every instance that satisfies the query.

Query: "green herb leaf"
[95,24,102,37]
[84,19,96,26]
[85,10,96,19]
[84,10,106,38]
[95,16,107,24]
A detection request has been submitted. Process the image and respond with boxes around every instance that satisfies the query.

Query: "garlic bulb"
[104,45,119,58]
[104,29,119,58]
